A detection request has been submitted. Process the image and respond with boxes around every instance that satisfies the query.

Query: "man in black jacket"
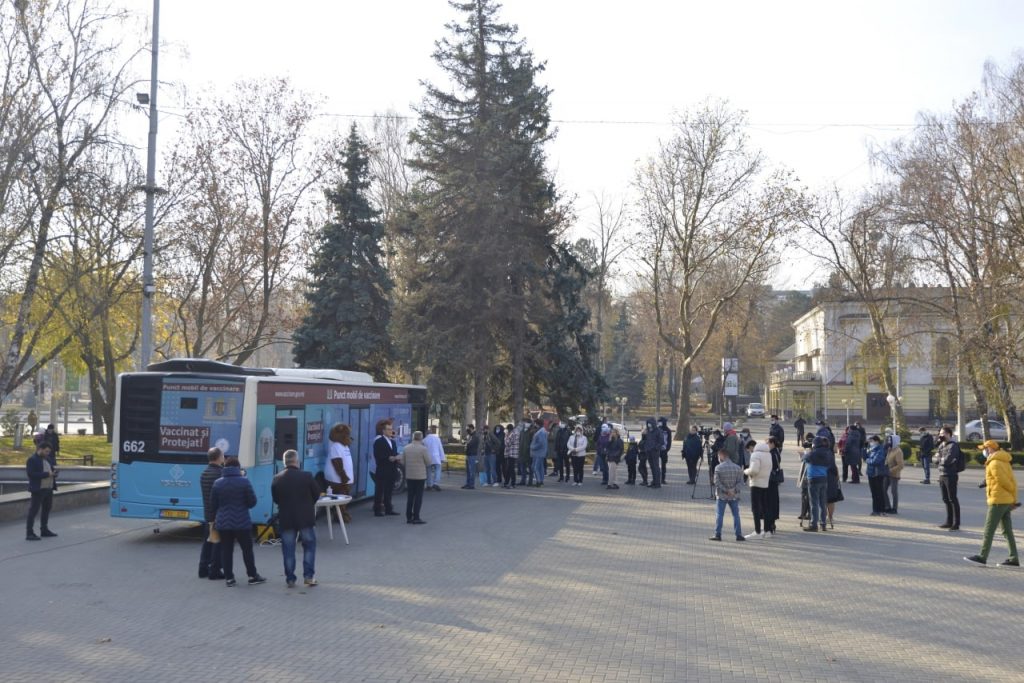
[271,449,321,587]
[935,425,963,530]
[25,437,58,541]
[769,416,785,453]
[658,418,673,483]
[199,447,225,579]
[373,419,400,515]
[918,427,935,484]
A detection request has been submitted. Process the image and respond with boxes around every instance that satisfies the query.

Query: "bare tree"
[0,0,142,403]
[587,191,632,374]
[884,68,1024,446]
[44,144,144,438]
[159,78,325,364]
[796,190,916,431]
[634,102,799,435]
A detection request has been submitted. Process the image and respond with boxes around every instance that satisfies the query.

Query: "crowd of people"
[457,416,678,491]
[704,416,1018,569]
[28,410,1017,586]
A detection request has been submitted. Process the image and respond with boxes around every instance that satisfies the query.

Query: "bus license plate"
[160,509,190,519]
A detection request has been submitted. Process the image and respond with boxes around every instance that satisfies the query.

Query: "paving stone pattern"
[2,449,1021,682]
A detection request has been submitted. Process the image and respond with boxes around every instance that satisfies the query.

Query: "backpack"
[955,446,966,473]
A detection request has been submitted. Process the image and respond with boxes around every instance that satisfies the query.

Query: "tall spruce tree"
[403,0,574,423]
[293,124,392,378]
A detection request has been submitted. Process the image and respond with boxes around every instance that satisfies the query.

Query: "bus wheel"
[392,465,406,495]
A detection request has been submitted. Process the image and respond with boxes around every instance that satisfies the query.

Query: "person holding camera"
[683,426,703,485]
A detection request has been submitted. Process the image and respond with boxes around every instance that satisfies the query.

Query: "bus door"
[350,406,371,498]
[249,408,304,522]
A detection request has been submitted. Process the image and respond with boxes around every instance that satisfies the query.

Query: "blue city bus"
[109,359,427,524]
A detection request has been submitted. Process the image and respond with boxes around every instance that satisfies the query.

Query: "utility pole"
[140,0,160,370]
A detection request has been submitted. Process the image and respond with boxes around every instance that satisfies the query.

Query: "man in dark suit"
[271,449,321,587]
[373,418,400,516]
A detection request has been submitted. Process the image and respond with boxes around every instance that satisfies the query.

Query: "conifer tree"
[604,303,646,410]
[293,124,392,378]
[402,0,576,422]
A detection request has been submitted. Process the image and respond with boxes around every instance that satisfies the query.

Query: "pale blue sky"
[134,0,1024,271]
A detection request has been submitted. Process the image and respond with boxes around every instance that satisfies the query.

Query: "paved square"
[2,450,1021,682]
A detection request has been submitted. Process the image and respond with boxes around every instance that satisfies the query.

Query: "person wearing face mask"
[964,440,1019,567]
[934,425,964,531]
[865,435,889,516]
[769,415,785,453]
[566,425,588,486]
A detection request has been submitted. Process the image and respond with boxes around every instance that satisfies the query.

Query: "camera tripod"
[690,436,716,500]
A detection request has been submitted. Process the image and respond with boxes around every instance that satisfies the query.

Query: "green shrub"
[0,409,20,437]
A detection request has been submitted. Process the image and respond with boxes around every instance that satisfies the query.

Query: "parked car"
[745,402,766,418]
[957,419,1007,441]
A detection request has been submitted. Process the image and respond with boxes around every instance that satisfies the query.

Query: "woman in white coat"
[566,426,589,486]
[744,441,773,539]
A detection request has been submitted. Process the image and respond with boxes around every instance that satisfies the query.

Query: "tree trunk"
[674,362,693,438]
[993,360,1023,449]
[474,368,487,431]
[667,354,679,418]
[87,366,106,437]
[654,344,663,417]
[439,402,453,443]
[462,390,473,439]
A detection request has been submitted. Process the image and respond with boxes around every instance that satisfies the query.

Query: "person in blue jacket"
[864,435,889,516]
[210,457,266,587]
[802,436,833,531]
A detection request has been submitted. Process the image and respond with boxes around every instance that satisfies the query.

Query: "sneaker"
[744,532,762,540]
[40,529,57,538]
[208,572,225,580]
[225,578,237,587]
[611,484,619,490]
[492,482,500,487]
[939,523,952,529]
[735,536,746,542]
[461,485,474,489]
[304,577,318,586]
[286,580,296,588]
[248,575,267,585]
[963,555,986,566]
[803,526,819,532]
[708,535,721,541]
[920,480,931,484]
[998,558,1020,567]
[26,532,40,541]
[948,526,960,531]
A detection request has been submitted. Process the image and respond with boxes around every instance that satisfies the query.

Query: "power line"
[143,102,936,133]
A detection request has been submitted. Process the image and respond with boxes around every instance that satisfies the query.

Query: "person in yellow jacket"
[964,440,1019,567]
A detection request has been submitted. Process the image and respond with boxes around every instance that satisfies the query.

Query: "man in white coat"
[423,425,446,492]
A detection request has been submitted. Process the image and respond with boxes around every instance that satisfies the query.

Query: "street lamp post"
[615,396,628,424]
[139,0,160,370]
[841,399,851,426]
